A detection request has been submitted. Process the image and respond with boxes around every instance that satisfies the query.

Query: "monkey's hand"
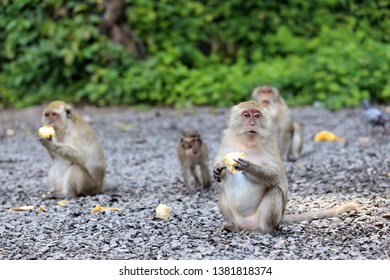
[233,158,251,172]
[39,137,53,147]
[213,164,226,183]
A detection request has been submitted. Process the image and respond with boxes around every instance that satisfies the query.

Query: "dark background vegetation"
[1,0,389,109]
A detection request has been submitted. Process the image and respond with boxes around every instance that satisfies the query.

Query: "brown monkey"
[213,101,359,233]
[252,85,303,161]
[39,101,106,197]
[177,130,211,191]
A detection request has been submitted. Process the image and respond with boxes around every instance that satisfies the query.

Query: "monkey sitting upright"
[252,85,303,161]
[38,101,106,197]
[213,101,359,233]
[177,130,211,191]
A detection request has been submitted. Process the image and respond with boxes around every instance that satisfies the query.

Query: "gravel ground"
[0,104,389,260]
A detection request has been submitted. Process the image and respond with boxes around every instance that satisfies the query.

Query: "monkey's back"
[72,115,106,183]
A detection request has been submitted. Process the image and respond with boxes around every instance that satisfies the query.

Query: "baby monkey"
[177,130,211,191]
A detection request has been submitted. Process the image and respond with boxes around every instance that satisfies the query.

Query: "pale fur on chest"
[182,153,203,167]
[268,105,288,126]
[224,172,266,206]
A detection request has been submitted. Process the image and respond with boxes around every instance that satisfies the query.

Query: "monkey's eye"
[191,139,201,146]
[243,112,251,118]
[45,112,58,118]
[254,112,261,118]
[182,142,191,149]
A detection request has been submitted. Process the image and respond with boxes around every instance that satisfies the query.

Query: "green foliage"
[1,0,390,109]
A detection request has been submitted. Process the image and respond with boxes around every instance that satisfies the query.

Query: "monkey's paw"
[233,158,250,172]
[38,137,52,146]
[213,166,226,183]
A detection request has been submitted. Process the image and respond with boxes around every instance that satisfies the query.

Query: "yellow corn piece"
[155,204,171,221]
[57,199,69,207]
[314,131,344,142]
[37,205,46,212]
[92,204,121,213]
[224,151,246,174]
[9,205,34,211]
[38,125,55,139]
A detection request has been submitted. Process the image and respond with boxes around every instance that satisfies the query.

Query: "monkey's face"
[43,110,61,126]
[252,86,279,107]
[181,137,202,156]
[230,101,272,137]
[258,90,278,107]
[42,101,72,131]
[241,109,262,134]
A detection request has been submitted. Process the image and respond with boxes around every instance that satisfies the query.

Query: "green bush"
[1,0,389,109]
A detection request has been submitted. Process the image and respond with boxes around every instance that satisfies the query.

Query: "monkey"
[177,130,211,191]
[38,101,106,197]
[213,101,359,233]
[251,85,303,161]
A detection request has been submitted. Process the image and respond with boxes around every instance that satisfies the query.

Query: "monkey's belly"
[50,159,72,190]
[224,172,263,229]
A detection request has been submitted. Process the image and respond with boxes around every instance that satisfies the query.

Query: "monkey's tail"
[282,201,360,224]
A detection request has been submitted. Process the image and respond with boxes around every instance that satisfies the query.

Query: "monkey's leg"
[218,194,240,232]
[288,122,303,161]
[48,165,63,193]
[63,165,99,197]
[43,165,67,198]
[190,165,201,186]
[256,187,284,234]
[200,163,211,188]
[278,129,292,161]
[181,168,191,191]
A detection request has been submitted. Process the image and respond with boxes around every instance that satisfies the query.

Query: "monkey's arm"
[39,138,55,159]
[39,138,86,166]
[234,158,279,183]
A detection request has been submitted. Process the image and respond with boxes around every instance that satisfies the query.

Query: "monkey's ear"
[65,105,72,119]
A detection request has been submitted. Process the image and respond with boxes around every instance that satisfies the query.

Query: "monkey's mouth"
[261,100,270,106]
[248,130,257,134]
[190,149,200,156]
